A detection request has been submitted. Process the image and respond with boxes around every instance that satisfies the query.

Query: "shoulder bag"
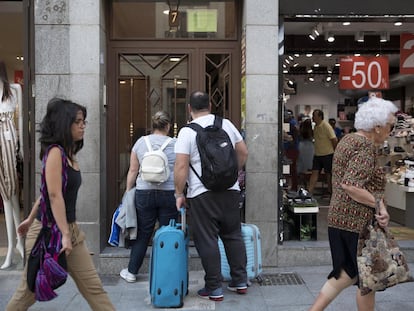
[357,202,413,295]
[26,144,68,301]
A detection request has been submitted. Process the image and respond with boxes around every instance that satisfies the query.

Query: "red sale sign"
[400,33,414,74]
[339,56,389,90]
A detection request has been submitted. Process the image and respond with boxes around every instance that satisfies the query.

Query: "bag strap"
[213,115,223,128]
[40,144,68,228]
[144,136,153,152]
[159,137,172,151]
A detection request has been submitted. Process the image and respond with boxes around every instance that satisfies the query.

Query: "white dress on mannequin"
[0,81,24,269]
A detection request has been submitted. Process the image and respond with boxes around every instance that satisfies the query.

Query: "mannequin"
[0,60,24,269]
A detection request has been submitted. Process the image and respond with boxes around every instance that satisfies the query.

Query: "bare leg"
[1,194,24,269]
[308,170,319,194]
[309,270,357,311]
[356,288,375,311]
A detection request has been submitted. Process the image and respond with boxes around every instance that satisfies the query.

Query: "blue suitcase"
[219,223,263,282]
[149,208,188,308]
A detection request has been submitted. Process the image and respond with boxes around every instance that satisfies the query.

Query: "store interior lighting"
[355,31,364,42]
[308,24,322,41]
[380,32,390,42]
[325,32,335,42]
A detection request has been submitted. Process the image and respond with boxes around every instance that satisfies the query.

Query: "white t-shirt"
[132,134,176,190]
[174,114,243,198]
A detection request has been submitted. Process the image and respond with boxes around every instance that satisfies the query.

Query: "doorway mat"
[389,226,414,240]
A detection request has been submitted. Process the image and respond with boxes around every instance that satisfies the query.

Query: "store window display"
[0,60,24,269]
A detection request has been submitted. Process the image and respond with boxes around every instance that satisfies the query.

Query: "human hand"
[375,201,390,228]
[60,233,73,256]
[175,196,186,211]
[17,218,32,237]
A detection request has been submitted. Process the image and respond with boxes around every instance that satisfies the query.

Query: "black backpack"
[186,116,239,192]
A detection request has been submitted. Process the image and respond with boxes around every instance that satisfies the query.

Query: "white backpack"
[140,136,172,183]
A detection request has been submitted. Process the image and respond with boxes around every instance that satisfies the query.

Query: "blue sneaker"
[227,282,247,294]
[197,287,224,301]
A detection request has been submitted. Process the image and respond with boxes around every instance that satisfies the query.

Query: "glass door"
[116,53,189,191]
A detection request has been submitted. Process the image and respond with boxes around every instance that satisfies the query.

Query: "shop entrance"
[280,16,414,243]
[106,44,240,226]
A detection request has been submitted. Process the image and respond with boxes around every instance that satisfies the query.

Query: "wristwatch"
[174,193,184,199]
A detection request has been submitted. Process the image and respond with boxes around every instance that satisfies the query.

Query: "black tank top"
[36,166,81,223]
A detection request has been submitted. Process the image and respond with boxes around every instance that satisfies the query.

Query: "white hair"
[353,97,398,131]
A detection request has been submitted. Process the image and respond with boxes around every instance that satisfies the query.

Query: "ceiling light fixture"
[355,31,364,42]
[325,53,332,57]
[342,21,351,26]
[394,21,402,26]
[380,32,390,42]
[325,32,335,42]
[306,53,313,57]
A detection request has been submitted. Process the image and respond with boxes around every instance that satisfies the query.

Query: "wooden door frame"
[106,40,241,227]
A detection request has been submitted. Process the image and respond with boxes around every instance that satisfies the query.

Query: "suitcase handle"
[180,207,186,233]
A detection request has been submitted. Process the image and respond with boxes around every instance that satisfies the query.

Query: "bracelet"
[174,193,184,199]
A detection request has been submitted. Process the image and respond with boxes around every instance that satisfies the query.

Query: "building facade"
[13,0,414,271]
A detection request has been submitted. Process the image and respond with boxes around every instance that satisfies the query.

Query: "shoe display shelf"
[383,113,414,229]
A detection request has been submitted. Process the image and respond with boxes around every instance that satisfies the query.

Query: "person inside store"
[284,109,300,191]
[6,98,115,311]
[298,104,312,122]
[297,118,314,189]
[0,60,24,269]
[328,118,343,141]
[308,97,397,311]
[119,111,178,283]
[174,91,248,301]
[308,109,338,195]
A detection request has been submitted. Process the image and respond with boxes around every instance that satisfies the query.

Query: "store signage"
[400,33,414,74]
[339,56,389,90]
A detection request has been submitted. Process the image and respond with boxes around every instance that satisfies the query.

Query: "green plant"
[283,212,295,226]
[300,223,315,240]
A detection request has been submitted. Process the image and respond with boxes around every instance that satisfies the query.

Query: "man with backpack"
[174,91,248,301]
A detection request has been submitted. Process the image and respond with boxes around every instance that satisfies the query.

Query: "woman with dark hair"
[119,110,178,283]
[0,59,24,269]
[6,98,115,310]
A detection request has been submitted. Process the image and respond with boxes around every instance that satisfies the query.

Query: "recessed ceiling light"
[354,53,361,56]
[313,63,320,67]
[293,63,299,67]
[288,55,294,61]
[294,54,300,57]
[283,69,289,73]
[342,22,351,26]
[326,53,332,57]
[394,21,402,26]
[306,53,313,57]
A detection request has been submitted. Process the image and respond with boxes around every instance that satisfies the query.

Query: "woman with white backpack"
[120,111,178,283]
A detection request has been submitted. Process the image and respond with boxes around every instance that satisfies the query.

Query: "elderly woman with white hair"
[309,97,398,311]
